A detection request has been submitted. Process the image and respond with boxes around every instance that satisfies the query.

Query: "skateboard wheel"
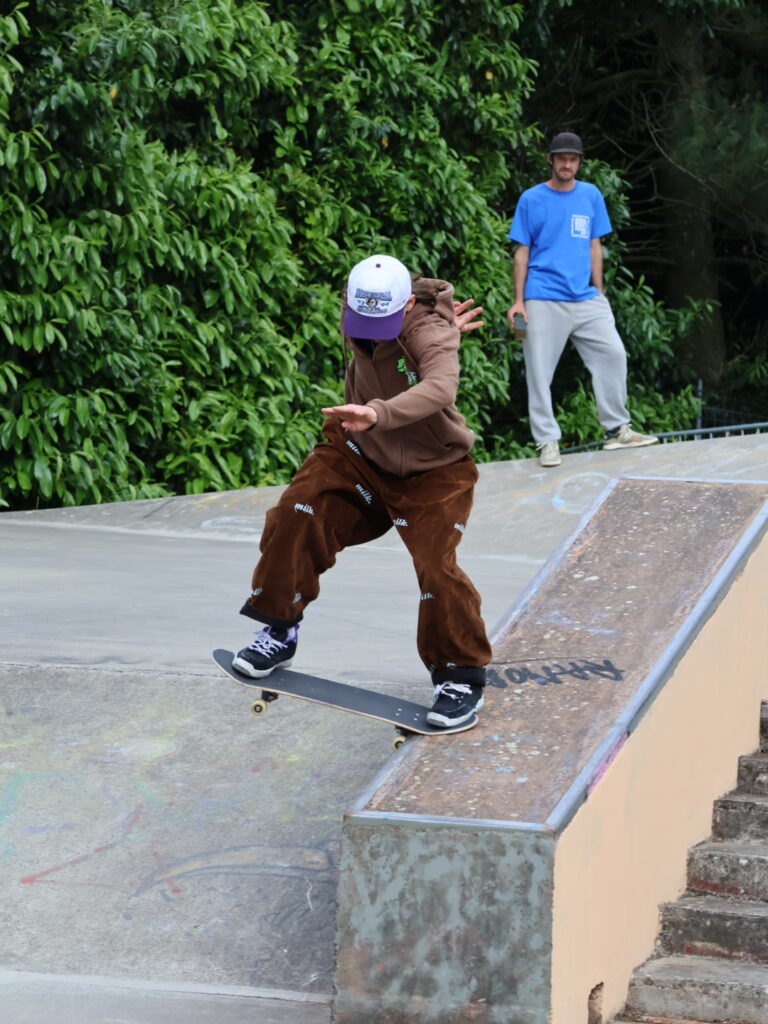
[251,699,270,716]
[392,734,407,750]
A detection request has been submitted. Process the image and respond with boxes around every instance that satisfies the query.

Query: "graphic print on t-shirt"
[571,214,590,239]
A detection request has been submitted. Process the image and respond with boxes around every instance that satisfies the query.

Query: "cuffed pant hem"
[239,601,302,629]
[432,665,487,686]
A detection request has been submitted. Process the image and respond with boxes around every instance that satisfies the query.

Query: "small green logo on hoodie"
[397,358,419,387]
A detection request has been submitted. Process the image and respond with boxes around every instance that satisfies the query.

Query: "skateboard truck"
[250,689,280,716]
[393,726,413,750]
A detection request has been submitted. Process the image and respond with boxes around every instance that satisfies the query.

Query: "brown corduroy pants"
[240,423,492,682]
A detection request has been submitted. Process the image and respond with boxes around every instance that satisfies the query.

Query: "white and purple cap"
[343,254,413,341]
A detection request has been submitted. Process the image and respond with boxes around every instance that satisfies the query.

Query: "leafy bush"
[0,1,317,507]
[0,0,706,510]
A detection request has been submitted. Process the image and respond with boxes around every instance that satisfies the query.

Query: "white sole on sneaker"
[231,656,293,679]
[603,436,659,450]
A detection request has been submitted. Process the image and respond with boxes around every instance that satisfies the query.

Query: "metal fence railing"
[698,405,762,429]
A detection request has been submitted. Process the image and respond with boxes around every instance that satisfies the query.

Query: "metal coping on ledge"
[344,809,553,836]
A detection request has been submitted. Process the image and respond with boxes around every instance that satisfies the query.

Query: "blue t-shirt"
[508,181,612,301]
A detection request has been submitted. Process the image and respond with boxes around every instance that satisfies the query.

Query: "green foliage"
[0,0,317,508]
[0,0,542,509]
[669,79,768,241]
[0,0,717,509]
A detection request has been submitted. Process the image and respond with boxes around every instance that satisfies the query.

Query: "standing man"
[506,132,658,467]
[232,254,492,728]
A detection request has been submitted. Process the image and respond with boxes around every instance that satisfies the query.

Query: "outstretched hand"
[321,404,378,431]
[454,298,484,333]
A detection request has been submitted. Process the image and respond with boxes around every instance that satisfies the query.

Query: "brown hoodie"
[341,276,475,477]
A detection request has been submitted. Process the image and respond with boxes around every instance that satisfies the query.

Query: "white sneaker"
[603,424,659,450]
[537,440,561,467]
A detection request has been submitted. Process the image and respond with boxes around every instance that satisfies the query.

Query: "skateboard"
[211,649,478,749]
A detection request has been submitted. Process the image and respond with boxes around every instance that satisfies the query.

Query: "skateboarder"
[233,254,492,727]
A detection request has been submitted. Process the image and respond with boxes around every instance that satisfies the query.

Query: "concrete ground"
[1,433,767,1023]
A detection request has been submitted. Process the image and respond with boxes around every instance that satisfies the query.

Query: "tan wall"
[551,533,768,1024]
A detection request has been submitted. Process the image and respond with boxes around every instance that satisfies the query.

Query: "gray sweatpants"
[523,296,630,443]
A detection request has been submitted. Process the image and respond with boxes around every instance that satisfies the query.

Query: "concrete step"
[713,792,768,840]
[625,955,768,1023]
[613,1016,735,1024]
[688,840,768,900]
[738,753,768,795]
[659,895,768,962]
[613,1017,759,1024]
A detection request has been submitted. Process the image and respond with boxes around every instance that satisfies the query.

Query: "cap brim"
[343,306,406,341]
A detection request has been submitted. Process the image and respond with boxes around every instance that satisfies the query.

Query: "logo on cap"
[353,287,395,317]
[343,254,413,341]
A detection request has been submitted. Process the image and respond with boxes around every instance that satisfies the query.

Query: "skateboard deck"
[211,649,477,747]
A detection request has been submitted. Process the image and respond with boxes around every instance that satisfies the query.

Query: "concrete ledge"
[334,823,555,1024]
[334,477,768,1024]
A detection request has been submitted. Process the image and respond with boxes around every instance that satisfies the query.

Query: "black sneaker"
[232,625,298,678]
[427,681,485,728]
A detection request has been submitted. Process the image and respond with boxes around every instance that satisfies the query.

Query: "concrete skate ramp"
[335,476,768,1024]
[2,434,768,1024]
